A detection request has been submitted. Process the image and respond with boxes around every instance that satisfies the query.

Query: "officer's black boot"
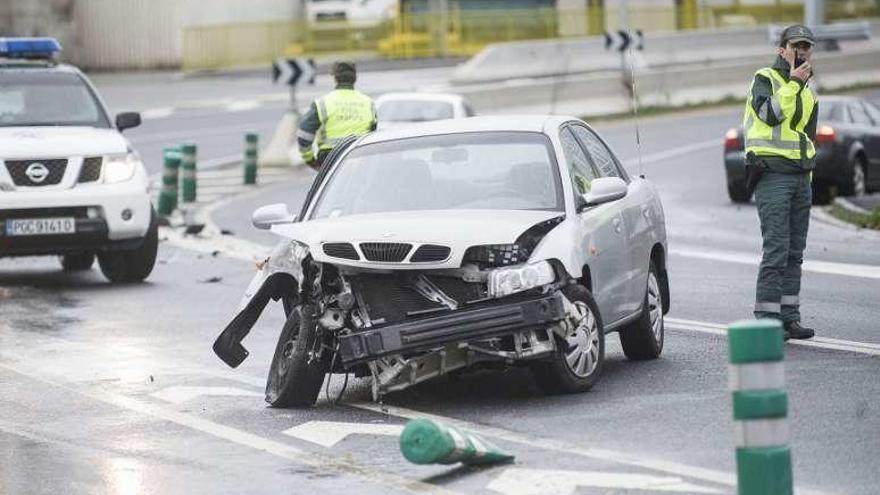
[784,321,815,340]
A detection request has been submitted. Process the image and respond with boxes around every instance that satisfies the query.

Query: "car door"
[559,125,629,324]
[858,100,880,189]
[569,124,652,317]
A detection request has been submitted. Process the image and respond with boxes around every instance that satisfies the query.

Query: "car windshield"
[0,72,110,128]
[310,131,564,219]
[378,99,455,122]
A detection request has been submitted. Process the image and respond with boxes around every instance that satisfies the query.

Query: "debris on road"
[399,418,514,466]
[198,276,223,284]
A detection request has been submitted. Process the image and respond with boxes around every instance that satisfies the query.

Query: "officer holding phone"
[742,25,818,340]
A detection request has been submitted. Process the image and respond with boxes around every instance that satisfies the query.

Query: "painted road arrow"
[283,420,403,447]
[272,58,316,86]
[151,386,262,404]
[488,468,722,494]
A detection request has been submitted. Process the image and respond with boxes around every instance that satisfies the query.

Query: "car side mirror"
[579,177,627,209]
[252,203,296,230]
[115,112,141,132]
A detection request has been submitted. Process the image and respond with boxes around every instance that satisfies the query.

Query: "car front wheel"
[265,304,327,408]
[531,284,604,394]
[97,209,159,283]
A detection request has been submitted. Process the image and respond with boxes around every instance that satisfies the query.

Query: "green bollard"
[181,143,197,203]
[399,418,514,466]
[244,132,258,185]
[158,148,181,216]
[728,319,792,495]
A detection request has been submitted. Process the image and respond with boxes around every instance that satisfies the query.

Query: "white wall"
[180,0,301,27]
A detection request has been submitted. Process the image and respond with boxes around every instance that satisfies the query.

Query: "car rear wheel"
[531,284,604,394]
[98,208,159,283]
[727,180,751,203]
[265,304,327,408]
[619,262,665,360]
[841,158,867,197]
[61,253,95,271]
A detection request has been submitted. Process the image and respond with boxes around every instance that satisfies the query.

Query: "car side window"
[560,127,598,195]
[463,101,476,117]
[861,101,880,127]
[848,102,872,126]
[569,125,626,180]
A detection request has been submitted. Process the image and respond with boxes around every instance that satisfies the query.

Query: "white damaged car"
[214,116,670,407]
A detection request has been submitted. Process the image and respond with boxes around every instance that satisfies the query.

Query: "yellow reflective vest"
[743,67,816,161]
[315,89,376,152]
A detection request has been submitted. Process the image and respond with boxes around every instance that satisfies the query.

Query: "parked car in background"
[723,95,880,203]
[376,92,474,130]
[213,115,670,407]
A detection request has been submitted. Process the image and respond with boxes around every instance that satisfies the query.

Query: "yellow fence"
[181,2,879,70]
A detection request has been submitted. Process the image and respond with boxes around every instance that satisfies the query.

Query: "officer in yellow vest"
[743,25,818,340]
[297,60,377,170]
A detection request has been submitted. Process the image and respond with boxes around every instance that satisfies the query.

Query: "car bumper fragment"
[338,292,566,365]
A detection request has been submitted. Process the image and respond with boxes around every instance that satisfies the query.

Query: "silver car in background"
[375,92,474,130]
[213,115,670,407]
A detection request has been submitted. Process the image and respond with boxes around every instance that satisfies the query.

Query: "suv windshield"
[311,131,563,219]
[378,100,455,122]
[0,71,110,128]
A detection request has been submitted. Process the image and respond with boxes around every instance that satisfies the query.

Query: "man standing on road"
[297,60,377,170]
[743,25,818,340]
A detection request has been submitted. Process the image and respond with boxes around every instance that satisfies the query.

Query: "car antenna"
[623,31,645,179]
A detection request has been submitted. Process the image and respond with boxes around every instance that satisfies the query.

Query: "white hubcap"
[854,164,866,197]
[564,301,600,378]
[648,272,663,342]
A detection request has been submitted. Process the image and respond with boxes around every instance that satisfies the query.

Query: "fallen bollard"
[728,319,792,495]
[158,147,181,217]
[399,418,514,466]
[181,143,197,203]
[244,132,258,185]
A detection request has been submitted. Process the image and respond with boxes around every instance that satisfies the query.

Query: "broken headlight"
[488,260,555,299]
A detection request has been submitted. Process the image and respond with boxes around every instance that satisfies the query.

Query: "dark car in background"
[723,96,880,203]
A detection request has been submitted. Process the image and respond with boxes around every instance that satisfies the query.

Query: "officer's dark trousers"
[754,171,811,322]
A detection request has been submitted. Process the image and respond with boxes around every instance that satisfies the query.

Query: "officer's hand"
[790,60,812,83]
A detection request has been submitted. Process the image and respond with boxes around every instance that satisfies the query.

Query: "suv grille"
[360,242,412,262]
[77,157,102,183]
[410,244,451,262]
[323,242,359,260]
[5,159,67,186]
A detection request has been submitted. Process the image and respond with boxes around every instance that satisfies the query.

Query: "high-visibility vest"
[315,89,375,152]
[743,67,817,161]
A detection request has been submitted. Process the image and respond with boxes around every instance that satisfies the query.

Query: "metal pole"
[804,0,824,27]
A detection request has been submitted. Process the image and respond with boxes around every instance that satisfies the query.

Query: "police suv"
[0,38,157,283]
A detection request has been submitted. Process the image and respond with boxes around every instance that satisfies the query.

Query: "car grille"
[77,157,102,183]
[360,242,412,262]
[410,244,451,262]
[0,207,89,221]
[323,242,359,260]
[350,274,485,324]
[5,159,67,187]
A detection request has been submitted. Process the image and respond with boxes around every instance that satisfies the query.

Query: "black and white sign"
[272,58,317,87]
[604,29,644,52]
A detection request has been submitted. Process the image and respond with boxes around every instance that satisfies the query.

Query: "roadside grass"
[830,203,880,230]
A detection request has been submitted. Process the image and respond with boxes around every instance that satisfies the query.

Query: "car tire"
[841,157,867,198]
[812,181,832,205]
[619,262,665,360]
[61,253,95,271]
[98,208,159,283]
[531,284,604,394]
[265,304,327,408]
[727,180,751,203]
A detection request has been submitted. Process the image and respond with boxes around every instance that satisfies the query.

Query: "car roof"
[358,114,575,144]
[820,95,859,104]
[0,62,83,76]
[375,92,465,104]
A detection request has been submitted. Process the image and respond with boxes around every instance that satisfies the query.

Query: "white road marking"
[151,386,261,404]
[283,420,403,447]
[226,100,261,112]
[622,139,718,166]
[666,317,880,356]
[670,246,880,280]
[0,360,458,495]
[487,468,721,494]
[141,107,175,120]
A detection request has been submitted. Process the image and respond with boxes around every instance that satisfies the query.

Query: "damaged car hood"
[271,209,563,269]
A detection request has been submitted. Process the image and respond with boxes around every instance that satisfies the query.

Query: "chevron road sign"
[272,58,317,87]
[605,29,645,52]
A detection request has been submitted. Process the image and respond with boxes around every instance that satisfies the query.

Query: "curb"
[810,203,880,239]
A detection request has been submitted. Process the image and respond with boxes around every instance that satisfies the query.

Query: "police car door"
[560,125,629,324]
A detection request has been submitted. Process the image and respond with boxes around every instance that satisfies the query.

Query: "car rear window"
[817,102,843,123]
[377,100,455,123]
[0,71,110,128]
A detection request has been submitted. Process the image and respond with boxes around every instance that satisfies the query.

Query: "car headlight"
[488,260,555,298]
[103,152,140,183]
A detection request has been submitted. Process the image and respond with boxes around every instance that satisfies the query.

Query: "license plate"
[5,217,76,236]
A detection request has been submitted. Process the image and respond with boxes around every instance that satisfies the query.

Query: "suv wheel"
[98,209,159,283]
[531,284,604,394]
[61,253,95,271]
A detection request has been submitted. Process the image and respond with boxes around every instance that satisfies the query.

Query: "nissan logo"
[25,163,50,183]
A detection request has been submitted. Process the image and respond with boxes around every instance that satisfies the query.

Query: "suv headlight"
[103,152,141,183]
[488,260,555,298]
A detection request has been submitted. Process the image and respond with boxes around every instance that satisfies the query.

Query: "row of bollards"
[157,133,260,218]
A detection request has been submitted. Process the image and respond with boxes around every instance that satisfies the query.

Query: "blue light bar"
[0,37,62,59]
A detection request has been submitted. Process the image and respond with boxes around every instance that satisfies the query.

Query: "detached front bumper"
[338,292,567,365]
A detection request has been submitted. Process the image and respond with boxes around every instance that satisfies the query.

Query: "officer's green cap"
[332,60,357,84]
[779,25,815,47]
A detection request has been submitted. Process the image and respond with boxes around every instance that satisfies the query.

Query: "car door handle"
[612,217,622,234]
